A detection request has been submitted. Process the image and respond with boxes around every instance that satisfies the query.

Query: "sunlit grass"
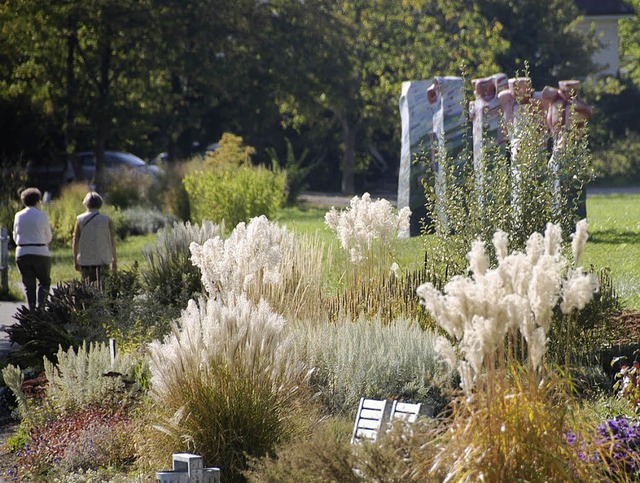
[583,194,640,309]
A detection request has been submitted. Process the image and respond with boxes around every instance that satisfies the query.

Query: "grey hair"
[83,191,103,210]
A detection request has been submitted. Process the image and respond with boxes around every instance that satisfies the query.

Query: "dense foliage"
[2,0,630,196]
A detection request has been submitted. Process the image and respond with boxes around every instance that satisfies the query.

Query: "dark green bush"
[591,131,640,186]
[5,269,143,369]
[267,138,319,206]
[548,267,623,367]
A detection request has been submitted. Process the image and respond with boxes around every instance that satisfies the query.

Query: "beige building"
[574,0,635,76]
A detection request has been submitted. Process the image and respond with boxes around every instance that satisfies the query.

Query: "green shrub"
[423,99,593,271]
[267,137,319,206]
[45,183,128,246]
[5,270,143,369]
[160,160,192,221]
[591,131,640,186]
[246,414,440,483]
[548,267,624,366]
[104,168,155,210]
[205,132,255,166]
[121,206,177,236]
[184,163,286,228]
[45,183,87,247]
[43,342,142,412]
[292,314,448,415]
[183,134,286,227]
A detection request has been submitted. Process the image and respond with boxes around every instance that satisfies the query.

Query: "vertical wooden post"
[0,227,8,295]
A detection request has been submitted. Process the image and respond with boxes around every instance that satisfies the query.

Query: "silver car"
[73,151,162,184]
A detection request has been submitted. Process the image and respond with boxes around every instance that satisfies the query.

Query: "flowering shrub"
[566,417,640,477]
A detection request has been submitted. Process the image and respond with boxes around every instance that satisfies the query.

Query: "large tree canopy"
[270,0,507,193]
[0,0,611,195]
[475,0,599,88]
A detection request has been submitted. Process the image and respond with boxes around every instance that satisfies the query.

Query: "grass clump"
[293,314,447,415]
[146,294,311,481]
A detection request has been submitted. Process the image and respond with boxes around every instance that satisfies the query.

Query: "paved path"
[0,301,22,358]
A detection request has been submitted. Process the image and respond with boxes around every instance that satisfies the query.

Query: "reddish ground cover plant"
[15,406,136,480]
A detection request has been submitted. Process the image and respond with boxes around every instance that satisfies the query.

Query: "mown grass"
[4,195,639,309]
[583,194,640,309]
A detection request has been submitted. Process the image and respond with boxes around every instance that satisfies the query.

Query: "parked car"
[71,151,162,184]
[26,159,75,198]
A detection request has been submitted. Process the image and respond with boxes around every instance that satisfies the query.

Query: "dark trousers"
[80,265,109,284]
[17,255,51,310]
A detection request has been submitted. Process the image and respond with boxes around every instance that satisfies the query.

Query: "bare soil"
[0,421,19,481]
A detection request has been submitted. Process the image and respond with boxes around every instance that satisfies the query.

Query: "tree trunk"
[65,15,78,177]
[341,118,356,194]
[93,20,112,194]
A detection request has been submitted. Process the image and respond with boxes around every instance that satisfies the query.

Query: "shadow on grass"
[588,229,640,245]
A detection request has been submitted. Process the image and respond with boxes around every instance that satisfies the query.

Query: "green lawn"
[583,194,640,309]
[5,194,640,309]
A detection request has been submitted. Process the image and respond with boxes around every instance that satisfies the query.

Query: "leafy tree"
[620,0,640,87]
[269,0,507,194]
[474,0,600,87]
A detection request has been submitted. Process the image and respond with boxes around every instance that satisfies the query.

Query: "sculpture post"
[470,73,508,200]
[429,76,466,232]
[541,79,593,221]
[398,80,435,237]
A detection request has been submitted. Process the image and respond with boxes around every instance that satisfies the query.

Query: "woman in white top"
[13,187,53,310]
[72,192,117,284]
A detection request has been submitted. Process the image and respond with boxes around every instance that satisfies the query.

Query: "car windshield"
[109,152,146,167]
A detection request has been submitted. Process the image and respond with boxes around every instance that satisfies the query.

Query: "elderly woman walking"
[72,191,117,284]
[13,187,53,310]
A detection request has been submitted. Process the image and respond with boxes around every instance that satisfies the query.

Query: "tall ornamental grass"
[325,193,410,273]
[190,215,326,320]
[414,222,603,481]
[146,294,310,481]
[417,220,597,389]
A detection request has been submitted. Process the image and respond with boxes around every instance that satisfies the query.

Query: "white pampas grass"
[190,215,294,297]
[417,222,598,391]
[148,293,297,400]
[324,192,411,264]
[571,219,589,265]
